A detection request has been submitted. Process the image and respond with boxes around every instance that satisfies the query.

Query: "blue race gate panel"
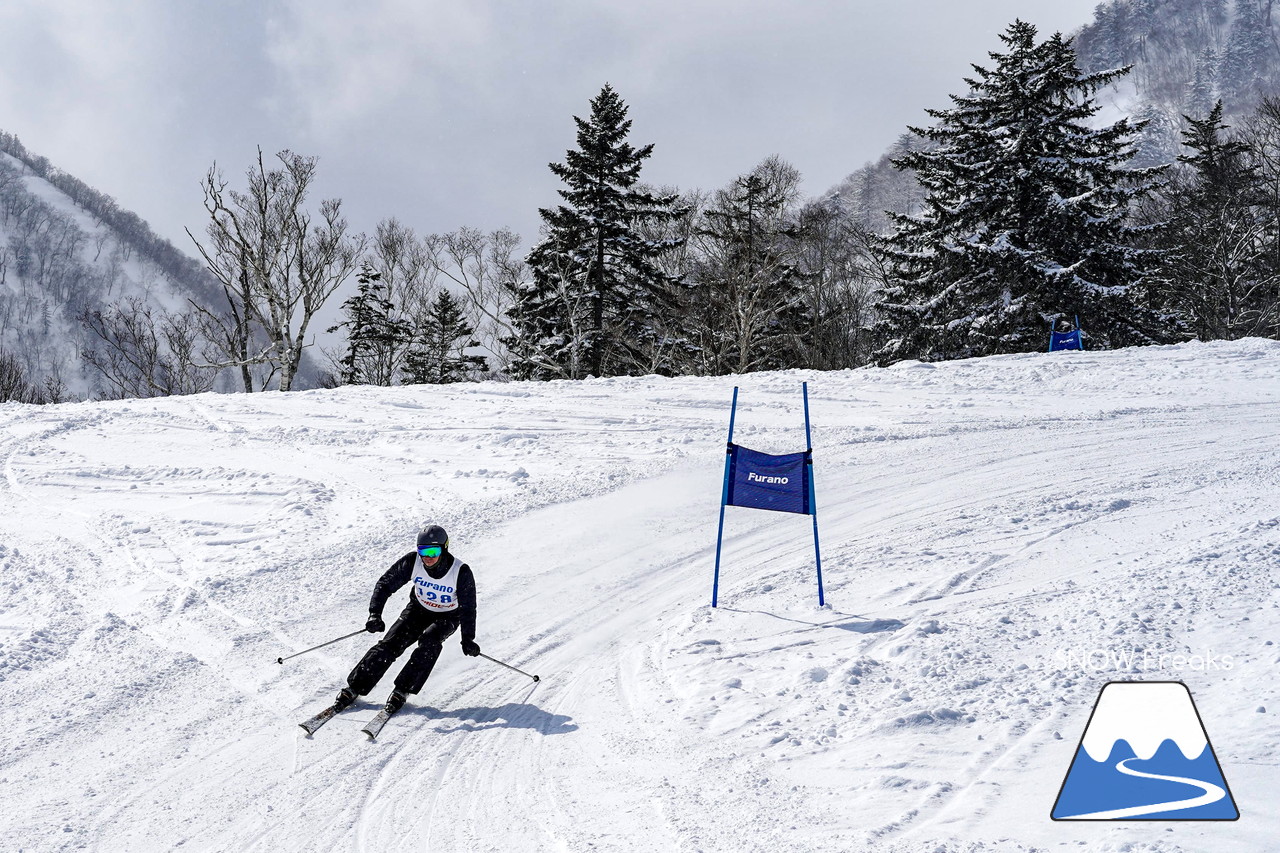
[726,446,811,515]
[1050,329,1083,351]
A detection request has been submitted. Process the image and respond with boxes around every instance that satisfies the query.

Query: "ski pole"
[276,629,367,665]
[478,652,541,682]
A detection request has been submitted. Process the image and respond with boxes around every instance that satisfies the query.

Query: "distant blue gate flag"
[1050,330,1083,351]
[1049,316,1084,352]
[712,382,824,608]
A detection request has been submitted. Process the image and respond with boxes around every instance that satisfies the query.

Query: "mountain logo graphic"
[1051,681,1239,820]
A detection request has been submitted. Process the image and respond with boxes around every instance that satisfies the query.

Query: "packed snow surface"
[1,340,1278,852]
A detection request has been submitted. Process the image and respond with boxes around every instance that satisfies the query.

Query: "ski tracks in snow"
[4,342,1280,852]
[334,385,1279,852]
[342,466,721,852]
[831,402,1280,848]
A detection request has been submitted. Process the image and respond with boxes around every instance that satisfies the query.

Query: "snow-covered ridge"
[0,148,213,398]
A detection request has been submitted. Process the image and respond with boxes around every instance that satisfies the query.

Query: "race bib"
[412,556,462,611]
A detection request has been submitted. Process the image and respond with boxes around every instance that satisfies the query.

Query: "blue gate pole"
[1075,315,1083,350]
[803,382,825,607]
[711,387,739,608]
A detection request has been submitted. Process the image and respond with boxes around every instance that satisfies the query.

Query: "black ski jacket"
[368,550,477,644]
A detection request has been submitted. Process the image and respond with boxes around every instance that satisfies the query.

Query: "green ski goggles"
[417,546,443,558]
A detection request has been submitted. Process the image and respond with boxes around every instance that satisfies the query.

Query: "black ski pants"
[346,602,460,696]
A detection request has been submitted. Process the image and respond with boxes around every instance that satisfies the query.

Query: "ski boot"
[383,690,407,715]
[333,687,357,711]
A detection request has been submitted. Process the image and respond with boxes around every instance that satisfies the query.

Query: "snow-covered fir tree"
[1131,102,1182,167]
[403,289,487,384]
[874,20,1170,364]
[515,84,686,379]
[1219,0,1274,106]
[1187,49,1221,119]
[1157,101,1280,339]
[326,264,410,386]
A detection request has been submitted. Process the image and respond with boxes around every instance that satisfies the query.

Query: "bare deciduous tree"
[79,297,215,399]
[425,227,525,375]
[792,199,881,369]
[362,218,435,383]
[502,234,592,380]
[187,149,365,391]
[1241,96,1280,337]
[691,156,806,375]
[0,348,38,403]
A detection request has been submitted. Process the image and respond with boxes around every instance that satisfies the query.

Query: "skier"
[331,523,480,717]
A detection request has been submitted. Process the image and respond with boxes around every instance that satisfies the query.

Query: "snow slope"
[1,340,1278,852]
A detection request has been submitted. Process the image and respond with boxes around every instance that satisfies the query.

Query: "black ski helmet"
[417,524,449,551]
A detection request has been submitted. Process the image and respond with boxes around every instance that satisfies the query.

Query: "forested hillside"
[833,0,1280,229]
[0,134,222,400]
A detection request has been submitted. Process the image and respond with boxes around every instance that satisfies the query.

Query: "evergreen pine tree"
[403,289,487,384]
[1219,0,1272,106]
[693,157,811,373]
[1186,49,1219,119]
[1085,4,1124,71]
[518,84,686,379]
[1205,0,1229,32]
[1132,102,1181,167]
[1158,101,1280,339]
[327,264,411,385]
[875,20,1169,365]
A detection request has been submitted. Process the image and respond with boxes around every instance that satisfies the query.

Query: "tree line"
[67,85,883,397]
[5,17,1280,403]
[301,27,1276,387]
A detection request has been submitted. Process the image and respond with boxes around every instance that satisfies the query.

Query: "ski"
[361,709,395,740]
[299,704,343,736]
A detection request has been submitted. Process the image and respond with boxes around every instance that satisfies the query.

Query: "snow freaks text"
[1053,647,1235,673]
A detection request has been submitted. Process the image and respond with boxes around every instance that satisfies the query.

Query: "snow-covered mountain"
[1,340,1276,850]
[0,138,221,400]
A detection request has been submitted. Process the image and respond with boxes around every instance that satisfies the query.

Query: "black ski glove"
[366,613,386,633]
[462,639,481,657]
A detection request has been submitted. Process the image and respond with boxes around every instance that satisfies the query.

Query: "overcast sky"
[0,0,1103,255]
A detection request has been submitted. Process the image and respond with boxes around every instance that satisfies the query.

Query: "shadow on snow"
[404,702,578,736]
[718,607,905,634]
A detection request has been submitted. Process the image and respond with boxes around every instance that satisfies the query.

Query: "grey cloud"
[2,0,1100,252]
